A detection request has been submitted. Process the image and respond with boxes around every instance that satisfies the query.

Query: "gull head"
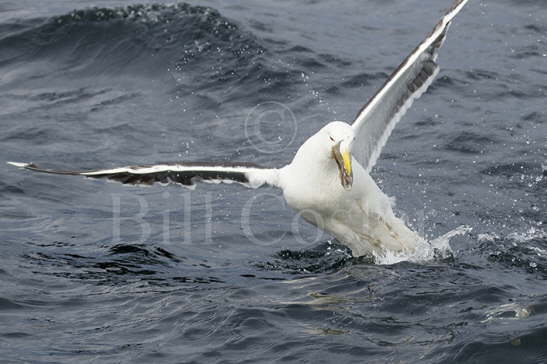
[320,121,355,190]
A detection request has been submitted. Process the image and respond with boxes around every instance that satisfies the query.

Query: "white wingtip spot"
[7,162,29,168]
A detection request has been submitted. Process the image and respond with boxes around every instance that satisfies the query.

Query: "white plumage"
[278,122,429,257]
[7,0,469,260]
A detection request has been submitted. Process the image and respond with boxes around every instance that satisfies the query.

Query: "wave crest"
[0,3,265,78]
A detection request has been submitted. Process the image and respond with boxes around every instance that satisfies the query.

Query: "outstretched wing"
[7,161,280,189]
[351,0,469,172]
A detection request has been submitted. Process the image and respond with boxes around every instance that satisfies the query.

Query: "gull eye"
[329,136,335,142]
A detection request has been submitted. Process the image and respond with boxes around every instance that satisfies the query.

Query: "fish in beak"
[332,141,353,190]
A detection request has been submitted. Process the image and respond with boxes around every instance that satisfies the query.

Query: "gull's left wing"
[7,161,280,189]
[351,0,469,172]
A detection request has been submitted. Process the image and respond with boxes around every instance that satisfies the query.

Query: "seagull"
[8,0,469,259]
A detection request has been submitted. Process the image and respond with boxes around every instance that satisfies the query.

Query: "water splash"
[374,225,472,265]
[482,303,532,323]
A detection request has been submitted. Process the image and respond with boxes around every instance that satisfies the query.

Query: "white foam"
[507,227,546,244]
[374,225,471,265]
[478,233,500,243]
[482,303,531,323]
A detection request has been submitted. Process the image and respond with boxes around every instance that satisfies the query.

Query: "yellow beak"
[332,141,353,190]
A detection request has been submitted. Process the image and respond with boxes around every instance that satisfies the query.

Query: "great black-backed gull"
[8,0,469,259]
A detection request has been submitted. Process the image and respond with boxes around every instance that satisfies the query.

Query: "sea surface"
[1,0,546,363]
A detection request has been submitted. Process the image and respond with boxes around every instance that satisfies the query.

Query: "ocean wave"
[480,227,547,277]
[0,3,265,79]
[21,242,228,286]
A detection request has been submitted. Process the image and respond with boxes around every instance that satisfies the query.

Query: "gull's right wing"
[7,161,280,189]
[351,0,469,172]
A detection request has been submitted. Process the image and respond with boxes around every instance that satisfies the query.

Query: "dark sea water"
[1,0,546,362]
